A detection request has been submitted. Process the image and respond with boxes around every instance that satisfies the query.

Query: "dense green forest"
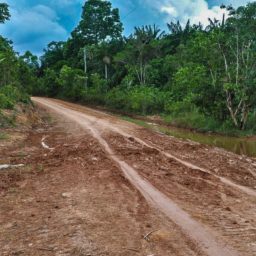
[1,1,256,133]
[0,3,37,126]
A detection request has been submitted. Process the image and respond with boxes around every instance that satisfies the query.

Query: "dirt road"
[1,98,256,256]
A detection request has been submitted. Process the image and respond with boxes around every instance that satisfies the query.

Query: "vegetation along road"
[1,97,255,255]
[1,1,256,255]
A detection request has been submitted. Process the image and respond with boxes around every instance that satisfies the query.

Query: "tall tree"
[0,3,10,24]
[72,0,123,45]
[115,25,163,85]
[216,3,256,129]
[41,41,66,71]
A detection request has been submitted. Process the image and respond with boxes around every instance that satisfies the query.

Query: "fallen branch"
[0,164,24,171]
[122,247,140,253]
[36,247,54,252]
[143,229,159,241]
[41,136,54,150]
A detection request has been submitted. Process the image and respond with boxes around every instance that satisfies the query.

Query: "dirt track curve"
[26,97,256,256]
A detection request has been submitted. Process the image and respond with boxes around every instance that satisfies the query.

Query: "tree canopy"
[0,3,37,110]
[72,0,123,45]
[2,0,256,133]
[36,1,256,132]
[0,3,10,23]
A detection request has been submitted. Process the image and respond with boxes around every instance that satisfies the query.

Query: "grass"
[122,116,151,128]
[121,115,256,157]
[122,116,178,137]
[162,111,256,137]
[42,113,54,124]
[0,111,16,128]
[0,132,9,140]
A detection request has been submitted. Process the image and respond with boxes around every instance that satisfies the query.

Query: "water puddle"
[123,117,256,157]
[159,126,256,157]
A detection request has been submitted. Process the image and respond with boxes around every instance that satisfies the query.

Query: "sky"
[0,0,250,55]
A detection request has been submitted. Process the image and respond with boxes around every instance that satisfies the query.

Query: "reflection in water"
[152,124,256,157]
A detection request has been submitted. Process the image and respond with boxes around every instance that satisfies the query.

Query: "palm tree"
[131,25,164,84]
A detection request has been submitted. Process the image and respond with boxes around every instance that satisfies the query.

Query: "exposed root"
[0,164,24,170]
[41,136,54,150]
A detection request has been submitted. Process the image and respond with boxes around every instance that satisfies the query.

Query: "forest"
[1,1,256,133]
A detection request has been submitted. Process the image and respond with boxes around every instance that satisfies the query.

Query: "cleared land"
[0,98,255,256]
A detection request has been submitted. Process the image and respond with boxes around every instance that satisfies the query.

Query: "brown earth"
[0,97,255,256]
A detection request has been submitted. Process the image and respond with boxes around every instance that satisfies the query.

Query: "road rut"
[32,97,251,256]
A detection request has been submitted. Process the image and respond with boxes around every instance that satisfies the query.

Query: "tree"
[0,37,18,87]
[58,65,86,100]
[164,20,203,55]
[72,0,123,45]
[214,3,256,129]
[115,25,163,85]
[37,1,256,132]
[41,41,66,71]
[20,51,39,70]
[0,3,10,24]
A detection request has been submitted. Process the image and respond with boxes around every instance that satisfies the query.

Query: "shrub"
[81,73,107,105]
[106,85,166,114]
[0,110,15,127]
[106,87,129,110]
[165,96,195,116]
[0,84,30,109]
[58,65,86,101]
[0,93,14,109]
[128,86,161,114]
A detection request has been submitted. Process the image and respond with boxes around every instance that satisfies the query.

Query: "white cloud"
[49,0,84,8]
[161,5,178,17]
[32,5,58,20]
[0,4,68,55]
[143,0,229,26]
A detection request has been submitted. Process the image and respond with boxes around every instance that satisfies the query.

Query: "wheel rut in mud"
[32,97,256,256]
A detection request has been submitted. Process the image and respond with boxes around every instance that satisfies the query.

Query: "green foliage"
[0,6,39,96]
[105,87,129,110]
[58,65,86,100]
[128,86,164,114]
[0,84,30,132]
[106,86,166,114]
[81,73,107,104]
[0,3,10,23]
[0,132,8,140]
[172,65,206,101]
[0,110,15,127]
[38,68,59,96]
[0,93,13,109]
[0,14,38,102]
[36,1,256,133]
[73,0,123,44]
[0,85,30,108]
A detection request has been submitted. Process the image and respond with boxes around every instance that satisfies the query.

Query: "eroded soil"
[1,98,256,256]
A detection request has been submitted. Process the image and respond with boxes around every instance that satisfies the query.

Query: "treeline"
[37,1,256,132]
[3,1,256,133]
[0,3,36,113]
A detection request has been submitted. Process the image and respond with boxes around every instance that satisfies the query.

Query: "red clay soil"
[0,97,255,256]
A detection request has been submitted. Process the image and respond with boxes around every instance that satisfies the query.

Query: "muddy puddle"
[122,117,256,157]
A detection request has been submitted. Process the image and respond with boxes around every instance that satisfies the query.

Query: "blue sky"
[0,0,249,55]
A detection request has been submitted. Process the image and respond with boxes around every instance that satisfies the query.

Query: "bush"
[0,109,16,127]
[58,65,86,101]
[0,93,14,109]
[128,86,164,114]
[106,87,129,110]
[0,85,30,110]
[165,98,194,116]
[81,73,107,105]
[106,85,166,114]
[165,110,220,131]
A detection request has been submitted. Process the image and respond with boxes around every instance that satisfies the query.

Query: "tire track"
[33,98,240,256]
[48,98,256,197]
